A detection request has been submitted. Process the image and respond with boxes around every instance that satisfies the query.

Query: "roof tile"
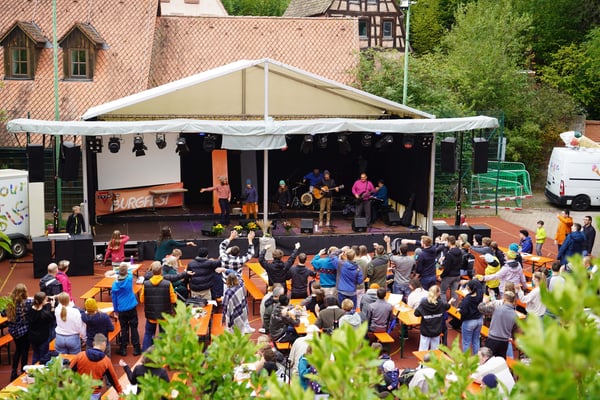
[283,0,333,17]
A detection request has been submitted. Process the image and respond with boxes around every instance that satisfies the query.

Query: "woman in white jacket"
[516,271,547,317]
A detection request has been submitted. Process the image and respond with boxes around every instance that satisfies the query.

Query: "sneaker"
[326,222,330,227]
[243,327,256,334]
[319,222,323,227]
[258,328,266,334]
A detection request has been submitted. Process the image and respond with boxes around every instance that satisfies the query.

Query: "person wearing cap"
[242,179,258,220]
[375,359,400,393]
[81,298,115,356]
[186,247,226,301]
[483,252,501,298]
[472,347,515,394]
[275,180,291,218]
[518,230,533,254]
[315,170,339,227]
[478,247,526,295]
[200,176,232,225]
[111,262,141,356]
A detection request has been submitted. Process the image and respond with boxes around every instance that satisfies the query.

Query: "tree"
[540,28,600,119]
[221,0,290,16]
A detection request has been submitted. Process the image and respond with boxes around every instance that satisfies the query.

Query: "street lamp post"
[401,1,414,105]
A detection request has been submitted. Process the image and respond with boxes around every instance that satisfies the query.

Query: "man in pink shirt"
[200,176,232,225]
[352,173,375,224]
[57,259,73,300]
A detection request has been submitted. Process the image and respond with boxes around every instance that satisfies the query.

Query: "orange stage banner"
[95,183,184,216]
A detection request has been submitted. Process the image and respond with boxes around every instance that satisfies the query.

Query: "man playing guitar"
[352,172,375,224]
[315,170,341,227]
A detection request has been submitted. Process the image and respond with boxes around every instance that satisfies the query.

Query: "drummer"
[303,168,324,191]
[275,180,292,219]
[315,170,339,227]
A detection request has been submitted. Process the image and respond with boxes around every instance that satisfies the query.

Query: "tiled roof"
[149,16,359,87]
[0,0,159,144]
[0,21,49,46]
[283,0,332,17]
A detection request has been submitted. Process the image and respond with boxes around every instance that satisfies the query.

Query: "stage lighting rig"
[108,136,121,153]
[176,136,189,155]
[155,133,167,149]
[132,135,147,157]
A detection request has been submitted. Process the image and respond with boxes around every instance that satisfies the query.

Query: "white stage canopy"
[7,116,499,150]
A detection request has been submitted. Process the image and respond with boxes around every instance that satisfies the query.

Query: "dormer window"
[0,21,48,80]
[59,23,106,81]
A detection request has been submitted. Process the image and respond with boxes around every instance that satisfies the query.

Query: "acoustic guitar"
[313,184,344,200]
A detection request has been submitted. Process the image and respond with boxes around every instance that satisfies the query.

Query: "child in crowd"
[535,220,546,256]
[104,230,130,267]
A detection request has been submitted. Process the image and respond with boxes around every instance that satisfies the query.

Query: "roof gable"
[58,22,107,48]
[0,21,48,47]
[84,58,434,121]
[284,0,333,17]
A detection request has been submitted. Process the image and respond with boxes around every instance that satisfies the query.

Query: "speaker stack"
[384,211,402,226]
[300,219,314,234]
[352,217,368,232]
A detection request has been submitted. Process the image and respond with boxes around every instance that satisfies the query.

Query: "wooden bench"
[0,334,14,364]
[245,280,265,315]
[80,287,101,300]
[274,341,292,352]
[211,313,225,338]
[373,332,395,344]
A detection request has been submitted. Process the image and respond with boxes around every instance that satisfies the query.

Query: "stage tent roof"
[7,58,499,149]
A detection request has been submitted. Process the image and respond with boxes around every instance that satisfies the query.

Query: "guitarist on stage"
[352,173,375,224]
[315,170,340,227]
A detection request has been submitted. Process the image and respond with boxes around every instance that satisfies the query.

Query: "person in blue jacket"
[111,263,141,356]
[557,223,587,265]
[311,247,340,295]
[519,230,533,254]
[333,249,363,308]
[242,179,258,220]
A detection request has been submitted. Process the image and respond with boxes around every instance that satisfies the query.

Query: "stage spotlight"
[361,133,373,147]
[300,134,313,154]
[108,136,120,153]
[374,134,394,150]
[337,134,351,155]
[203,134,217,152]
[155,133,167,149]
[132,134,147,157]
[318,134,328,149]
[421,135,434,148]
[402,134,415,149]
[86,136,103,153]
[176,136,189,155]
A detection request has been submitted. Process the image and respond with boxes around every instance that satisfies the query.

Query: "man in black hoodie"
[186,247,226,301]
[259,242,301,293]
[287,253,316,299]
[440,236,463,302]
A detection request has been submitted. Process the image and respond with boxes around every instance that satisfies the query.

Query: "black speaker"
[55,236,94,276]
[32,237,53,278]
[26,144,45,183]
[441,137,456,173]
[384,211,402,226]
[352,217,368,232]
[58,144,81,181]
[300,219,313,234]
[472,138,489,174]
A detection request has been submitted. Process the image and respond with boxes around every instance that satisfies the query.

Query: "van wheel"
[572,195,591,211]
[10,239,27,259]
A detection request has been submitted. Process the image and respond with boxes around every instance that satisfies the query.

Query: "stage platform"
[92,204,427,259]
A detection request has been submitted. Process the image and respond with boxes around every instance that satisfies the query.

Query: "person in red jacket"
[70,333,123,399]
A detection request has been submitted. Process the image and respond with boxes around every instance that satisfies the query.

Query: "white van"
[545,147,600,210]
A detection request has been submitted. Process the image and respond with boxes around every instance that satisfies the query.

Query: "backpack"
[399,368,417,385]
